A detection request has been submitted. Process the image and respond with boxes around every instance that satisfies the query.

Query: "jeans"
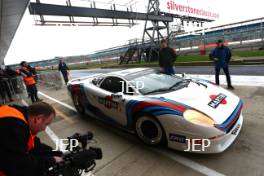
[27,84,39,103]
[61,71,69,84]
[164,66,175,75]
[215,66,232,86]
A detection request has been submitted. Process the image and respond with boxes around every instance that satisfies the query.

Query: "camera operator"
[0,102,63,176]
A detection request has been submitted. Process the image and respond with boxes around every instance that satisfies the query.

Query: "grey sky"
[5,0,264,65]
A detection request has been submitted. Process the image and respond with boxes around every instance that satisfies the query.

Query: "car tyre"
[72,93,85,115]
[135,114,167,146]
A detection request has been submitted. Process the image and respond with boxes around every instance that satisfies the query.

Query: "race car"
[67,68,243,153]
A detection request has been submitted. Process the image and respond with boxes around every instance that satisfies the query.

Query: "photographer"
[0,102,63,176]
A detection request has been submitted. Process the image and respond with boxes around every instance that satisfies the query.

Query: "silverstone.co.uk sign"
[160,0,219,19]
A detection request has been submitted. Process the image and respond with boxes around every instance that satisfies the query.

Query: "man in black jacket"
[58,60,70,84]
[159,39,177,75]
[0,102,63,176]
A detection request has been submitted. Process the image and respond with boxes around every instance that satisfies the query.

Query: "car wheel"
[135,114,166,145]
[73,93,85,115]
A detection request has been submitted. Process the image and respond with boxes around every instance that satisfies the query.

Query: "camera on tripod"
[46,131,102,176]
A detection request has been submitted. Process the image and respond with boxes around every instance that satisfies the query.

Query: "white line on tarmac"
[152,149,225,176]
[38,92,77,112]
[38,91,226,176]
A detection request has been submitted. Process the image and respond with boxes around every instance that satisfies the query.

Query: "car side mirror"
[111,92,124,102]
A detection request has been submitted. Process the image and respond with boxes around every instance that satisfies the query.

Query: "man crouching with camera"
[0,102,63,176]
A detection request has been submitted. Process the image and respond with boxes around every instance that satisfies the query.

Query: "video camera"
[46,132,102,176]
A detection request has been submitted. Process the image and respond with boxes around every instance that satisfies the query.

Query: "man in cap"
[209,40,234,89]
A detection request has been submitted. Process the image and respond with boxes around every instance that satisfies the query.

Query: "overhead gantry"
[28,0,213,64]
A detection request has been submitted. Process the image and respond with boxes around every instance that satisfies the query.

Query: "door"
[90,76,129,126]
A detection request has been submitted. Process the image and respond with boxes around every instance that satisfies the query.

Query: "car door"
[88,76,129,126]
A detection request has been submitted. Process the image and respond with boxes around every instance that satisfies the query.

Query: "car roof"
[106,68,155,79]
[108,68,149,76]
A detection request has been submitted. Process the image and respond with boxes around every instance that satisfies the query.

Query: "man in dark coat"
[209,40,234,89]
[159,39,177,75]
[58,60,70,84]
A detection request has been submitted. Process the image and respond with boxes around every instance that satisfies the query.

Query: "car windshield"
[129,72,188,95]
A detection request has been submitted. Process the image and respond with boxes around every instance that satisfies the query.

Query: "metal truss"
[29,1,173,26]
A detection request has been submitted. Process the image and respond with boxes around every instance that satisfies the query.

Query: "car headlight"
[183,109,215,126]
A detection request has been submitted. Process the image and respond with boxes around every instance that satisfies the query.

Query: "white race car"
[67,68,243,153]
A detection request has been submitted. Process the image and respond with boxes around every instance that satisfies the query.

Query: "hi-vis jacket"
[0,106,35,176]
[0,106,35,151]
[16,67,36,86]
[0,105,56,176]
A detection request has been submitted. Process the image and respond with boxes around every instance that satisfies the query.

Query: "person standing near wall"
[209,40,234,90]
[58,59,70,85]
[16,61,41,103]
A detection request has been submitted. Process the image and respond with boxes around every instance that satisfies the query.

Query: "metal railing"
[0,77,25,104]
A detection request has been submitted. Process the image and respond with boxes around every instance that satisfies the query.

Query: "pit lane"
[34,68,264,176]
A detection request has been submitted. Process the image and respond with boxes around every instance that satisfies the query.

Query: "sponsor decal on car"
[208,93,227,108]
[98,96,119,109]
[169,133,186,143]
[215,100,243,133]
[231,124,241,135]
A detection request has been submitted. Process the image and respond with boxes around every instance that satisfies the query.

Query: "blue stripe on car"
[216,100,243,132]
